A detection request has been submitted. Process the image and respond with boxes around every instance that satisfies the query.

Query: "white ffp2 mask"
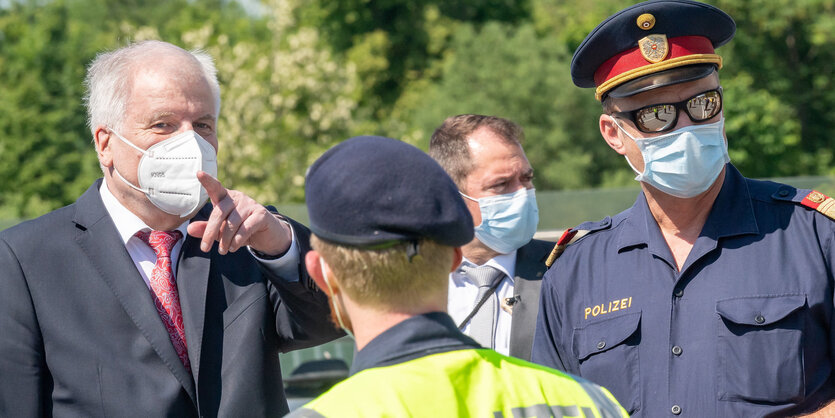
[110,129,218,217]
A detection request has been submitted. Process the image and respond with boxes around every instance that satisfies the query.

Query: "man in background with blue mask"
[429,114,551,360]
[0,40,340,416]
[291,135,626,418]
[532,1,835,417]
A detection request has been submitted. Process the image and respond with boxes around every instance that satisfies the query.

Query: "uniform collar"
[701,164,759,239]
[616,163,759,253]
[349,312,479,376]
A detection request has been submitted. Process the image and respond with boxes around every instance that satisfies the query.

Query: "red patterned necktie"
[135,230,191,371]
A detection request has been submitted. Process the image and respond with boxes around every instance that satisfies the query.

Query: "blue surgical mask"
[460,188,539,254]
[614,117,729,198]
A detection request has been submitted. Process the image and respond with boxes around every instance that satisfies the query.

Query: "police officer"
[531,1,835,417]
[289,136,626,417]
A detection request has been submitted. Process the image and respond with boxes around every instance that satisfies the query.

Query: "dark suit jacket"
[507,239,553,361]
[0,180,341,417]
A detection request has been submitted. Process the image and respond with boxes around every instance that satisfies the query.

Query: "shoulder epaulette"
[800,190,835,221]
[545,229,590,268]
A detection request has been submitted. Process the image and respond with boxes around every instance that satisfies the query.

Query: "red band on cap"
[594,36,715,86]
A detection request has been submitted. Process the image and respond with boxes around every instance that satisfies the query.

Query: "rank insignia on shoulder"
[545,229,590,268]
[800,190,835,221]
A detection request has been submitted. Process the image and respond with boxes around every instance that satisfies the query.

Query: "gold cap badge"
[639,34,669,63]
[637,13,656,30]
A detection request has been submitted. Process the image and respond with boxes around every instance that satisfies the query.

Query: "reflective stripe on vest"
[294,348,626,417]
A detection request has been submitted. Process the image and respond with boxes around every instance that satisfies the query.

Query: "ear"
[305,250,333,295]
[599,114,628,156]
[94,125,114,168]
[450,246,464,273]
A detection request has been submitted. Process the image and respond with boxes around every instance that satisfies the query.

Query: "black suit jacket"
[507,239,552,360]
[0,180,341,417]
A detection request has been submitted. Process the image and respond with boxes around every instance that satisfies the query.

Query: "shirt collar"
[459,249,517,280]
[349,312,479,375]
[99,180,188,243]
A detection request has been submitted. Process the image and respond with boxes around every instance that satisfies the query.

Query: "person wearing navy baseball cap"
[532,1,835,417]
[291,136,628,417]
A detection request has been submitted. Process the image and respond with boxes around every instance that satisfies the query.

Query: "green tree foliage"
[711,0,835,176]
[303,0,530,118]
[392,21,613,190]
[0,0,100,217]
[183,0,359,204]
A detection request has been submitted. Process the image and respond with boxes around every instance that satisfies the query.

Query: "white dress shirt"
[99,180,300,287]
[448,250,517,356]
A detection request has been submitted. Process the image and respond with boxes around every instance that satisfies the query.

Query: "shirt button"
[671,405,682,415]
[755,314,765,324]
[672,345,683,356]
[674,288,684,298]
[597,341,606,350]
[778,189,790,197]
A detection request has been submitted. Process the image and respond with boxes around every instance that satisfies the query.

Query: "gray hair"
[83,40,221,134]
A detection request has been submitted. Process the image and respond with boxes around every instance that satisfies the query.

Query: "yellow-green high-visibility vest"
[291,348,627,417]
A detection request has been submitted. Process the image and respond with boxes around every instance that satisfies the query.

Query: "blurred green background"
[1,0,834,228]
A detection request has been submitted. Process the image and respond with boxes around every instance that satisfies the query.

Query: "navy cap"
[571,0,735,100]
[305,136,474,247]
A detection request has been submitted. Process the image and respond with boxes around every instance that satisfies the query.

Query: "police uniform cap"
[305,135,474,248]
[571,0,736,100]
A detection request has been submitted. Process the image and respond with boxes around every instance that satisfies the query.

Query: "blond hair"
[312,236,453,311]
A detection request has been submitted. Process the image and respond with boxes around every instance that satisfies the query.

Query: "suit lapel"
[508,240,550,360]
[177,207,212,390]
[72,180,197,403]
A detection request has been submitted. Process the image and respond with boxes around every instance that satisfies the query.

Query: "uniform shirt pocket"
[572,311,641,414]
[716,294,806,403]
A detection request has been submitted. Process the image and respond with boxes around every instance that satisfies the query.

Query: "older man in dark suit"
[429,114,550,360]
[0,40,340,417]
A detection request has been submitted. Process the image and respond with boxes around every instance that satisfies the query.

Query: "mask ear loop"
[610,117,648,179]
[108,127,151,156]
[319,258,354,339]
[107,128,153,194]
[459,192,479,203]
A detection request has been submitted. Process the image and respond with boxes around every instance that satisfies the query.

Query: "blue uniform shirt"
[532,164,835,417]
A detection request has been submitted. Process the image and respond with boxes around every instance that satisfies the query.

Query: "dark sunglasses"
[611,88,723,133]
